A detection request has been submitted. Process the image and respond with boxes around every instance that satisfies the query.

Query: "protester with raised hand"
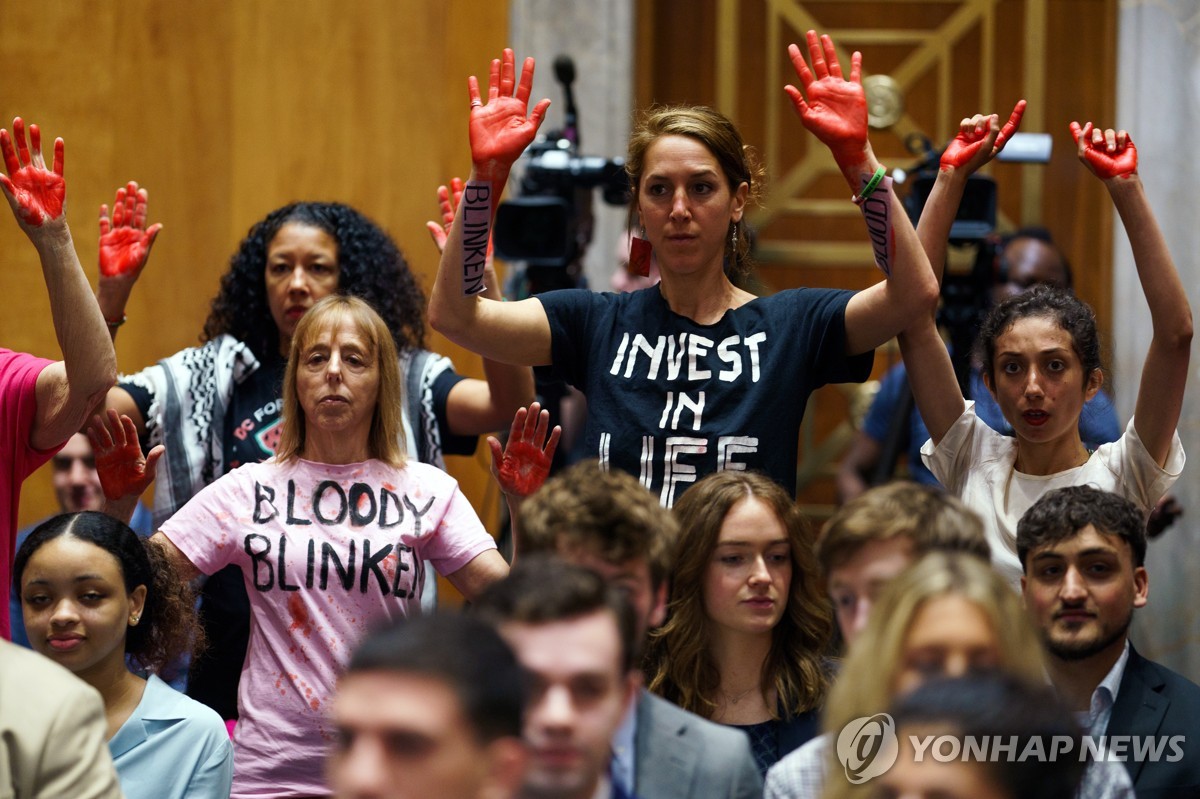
[430,36,938,508]
[0,117,116,638]
[900,120,1190,585]
[94,295,508,798]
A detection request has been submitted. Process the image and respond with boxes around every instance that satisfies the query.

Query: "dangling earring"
[731,222,739,252]
[630,227,653,277]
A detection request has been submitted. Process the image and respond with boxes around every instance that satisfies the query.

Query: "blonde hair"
[276,295,406,467]
[646,471,832,720]
[821,552,1045,799]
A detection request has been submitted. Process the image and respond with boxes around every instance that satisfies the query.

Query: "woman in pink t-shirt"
[95,295,509,799]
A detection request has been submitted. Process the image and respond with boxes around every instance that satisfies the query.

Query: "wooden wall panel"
[638,0,1117,519]
[1,1,510,529]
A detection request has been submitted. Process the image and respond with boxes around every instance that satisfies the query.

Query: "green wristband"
[852,167,888,205]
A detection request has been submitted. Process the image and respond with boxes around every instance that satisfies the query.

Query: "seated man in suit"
[474,556,641,799]
[1018,485,1200,798]
[516,460,763,799]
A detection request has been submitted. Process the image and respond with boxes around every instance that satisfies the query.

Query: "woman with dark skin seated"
[96,197,532,720]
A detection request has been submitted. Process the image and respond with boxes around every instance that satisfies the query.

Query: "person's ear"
[1084,368,1103,401]
[1133,566,1149,609]
[128,584,148,627]
[649,581,668,629]
[480,737,529,799]
[731,182,749,223]
[982,369,997,398]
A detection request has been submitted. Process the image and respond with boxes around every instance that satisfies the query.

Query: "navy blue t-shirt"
[538,286,872,506]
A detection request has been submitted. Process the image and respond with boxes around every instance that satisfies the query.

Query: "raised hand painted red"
[99,181,162,277]
[497,440,553,496]
[1071,121,1137,180]
[0,118,65,227]
[940,100,1026,172]
[468,49,552,182]
[88,409,162,500]
[488,402,562,498]
[784,31,867,170]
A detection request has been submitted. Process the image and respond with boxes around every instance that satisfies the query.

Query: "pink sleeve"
[421,482,497,576]
[158,469,250,576]
[1,349,61,483]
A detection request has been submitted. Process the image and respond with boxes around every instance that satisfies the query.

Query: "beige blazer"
[0,640,123,799]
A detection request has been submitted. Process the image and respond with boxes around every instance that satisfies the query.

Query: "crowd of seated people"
[2,29,1195,799]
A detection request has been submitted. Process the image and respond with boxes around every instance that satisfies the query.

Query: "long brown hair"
[646,471,832,719]
[276,295,406,467]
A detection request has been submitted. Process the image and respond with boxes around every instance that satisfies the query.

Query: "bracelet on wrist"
[105,314,127,329]
[852,167,888,205]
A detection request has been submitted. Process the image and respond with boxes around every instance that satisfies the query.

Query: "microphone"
[554,54,579,148]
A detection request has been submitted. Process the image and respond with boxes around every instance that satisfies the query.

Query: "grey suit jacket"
[0,640,124,799]
[634,690,763,799]
[1107,646,1200,798]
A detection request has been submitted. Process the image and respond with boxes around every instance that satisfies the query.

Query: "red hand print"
[488,402,562,498]
[784,31,868,169]
[1070,121,1137,180]
[468,49,552,181]
[940,100,1026,173]
[0,118,65,227]
[88,409,163,501]
[99,181,162,277]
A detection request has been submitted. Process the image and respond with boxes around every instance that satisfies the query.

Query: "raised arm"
[428,49,556,367]
[0,118,117,451]
[897,102,1026,445]
[427,177,536,433]
[96,180,161,342]
[918,102,1025,286]
[784,31,939,355]
[1072,122,1192,465]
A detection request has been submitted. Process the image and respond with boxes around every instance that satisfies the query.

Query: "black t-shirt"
[223,353,286,471]
[537,286,872,506]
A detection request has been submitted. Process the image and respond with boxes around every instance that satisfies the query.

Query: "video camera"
[492,55,630,272]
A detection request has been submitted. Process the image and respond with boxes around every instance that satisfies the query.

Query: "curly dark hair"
[202,202,427,358]
[975,283,1102,385]
[1017,485,1147,569]
[14,511,203,674]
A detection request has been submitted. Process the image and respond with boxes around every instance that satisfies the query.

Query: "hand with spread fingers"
[1071,121,1137,181]
[99,180,162,278]
[88,408,163,502]
[940,100,1026,175]
[488,401,561,499]
[0,116,66,232]
[468,48,552,182]
[784,30,869,179]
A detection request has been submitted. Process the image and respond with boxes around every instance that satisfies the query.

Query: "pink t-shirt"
[1,349,58,641]
[160,456,497,799]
